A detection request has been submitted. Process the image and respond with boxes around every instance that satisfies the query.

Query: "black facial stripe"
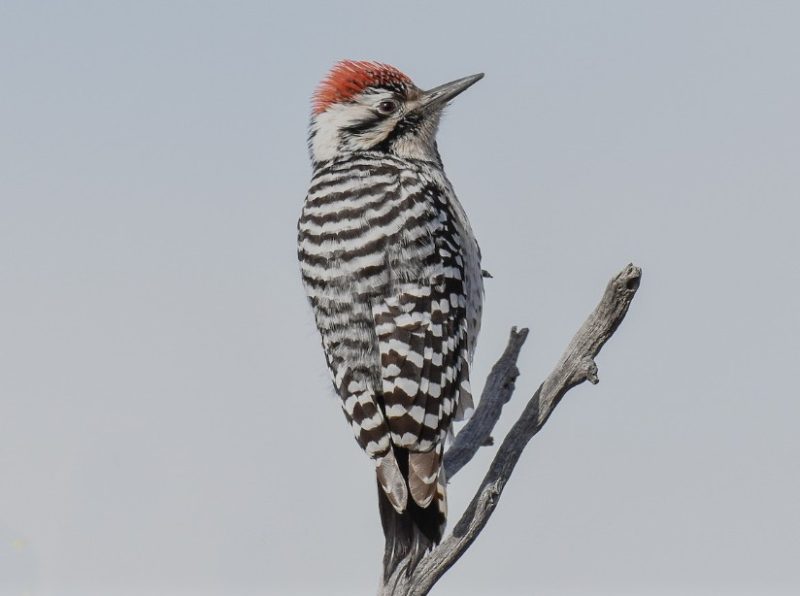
[342,113,383,136]
[373,112,423,153]
[339,84,411,141]
[391,112,423,138]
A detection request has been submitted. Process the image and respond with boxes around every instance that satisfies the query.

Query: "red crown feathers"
[313,60,413,115]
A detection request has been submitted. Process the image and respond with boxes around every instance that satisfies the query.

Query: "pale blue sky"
[2,1,799,595]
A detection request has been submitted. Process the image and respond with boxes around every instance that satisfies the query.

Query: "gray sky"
[2,1,799,595]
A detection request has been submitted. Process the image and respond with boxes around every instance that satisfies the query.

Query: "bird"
[297,60,484,576]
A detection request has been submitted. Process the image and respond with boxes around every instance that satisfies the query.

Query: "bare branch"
[444,326,529,479]
[382,263,642,596]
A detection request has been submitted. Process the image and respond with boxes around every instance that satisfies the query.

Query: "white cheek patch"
[309,92,400,162]
[310,105,363,162]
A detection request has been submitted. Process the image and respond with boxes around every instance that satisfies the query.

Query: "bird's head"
[308,60,483,165]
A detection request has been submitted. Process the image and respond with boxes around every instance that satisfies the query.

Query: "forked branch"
[380,263,642,596]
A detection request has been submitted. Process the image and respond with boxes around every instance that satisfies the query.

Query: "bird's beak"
[415,73,484,113]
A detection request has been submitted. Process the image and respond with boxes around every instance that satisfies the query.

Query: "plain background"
[2,1,799,595]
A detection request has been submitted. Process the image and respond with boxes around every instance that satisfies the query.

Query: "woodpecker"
[297,60,484,575]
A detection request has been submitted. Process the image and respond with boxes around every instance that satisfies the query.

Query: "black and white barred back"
[298,152,483,526]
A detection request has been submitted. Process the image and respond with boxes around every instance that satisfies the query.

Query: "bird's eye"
[376,99,398,115]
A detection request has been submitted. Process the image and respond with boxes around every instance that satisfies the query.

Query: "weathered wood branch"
[380,263,641,596]
[444,326,529,480]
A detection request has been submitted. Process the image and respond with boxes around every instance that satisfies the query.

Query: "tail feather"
[378,448,446,579]
[376,450,408,513]
[408,448,441,508]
